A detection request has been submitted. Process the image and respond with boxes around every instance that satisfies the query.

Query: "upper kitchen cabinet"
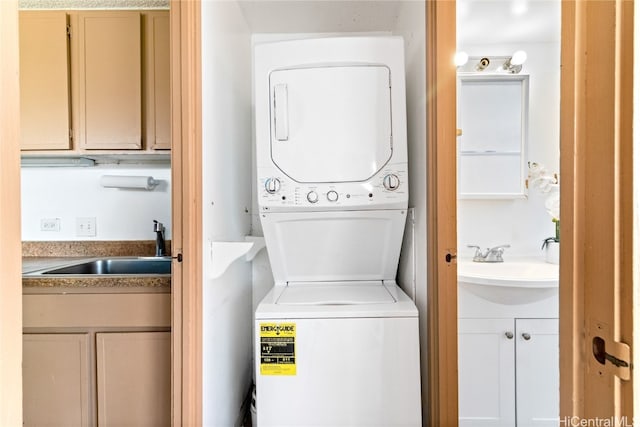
[18,10,170,154]
[19,11,72,150]
[75,11,142,150]
[143,12,170,150]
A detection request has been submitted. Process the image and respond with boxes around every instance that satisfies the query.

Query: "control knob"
[307,191,319,204]
[264,178,281,194]
[383,174,400,191]
[327,190,339,202]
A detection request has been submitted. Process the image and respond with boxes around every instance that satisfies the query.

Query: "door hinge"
[590,320,631,381]
[66,24,72,38]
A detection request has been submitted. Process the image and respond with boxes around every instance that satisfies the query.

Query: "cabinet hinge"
[66,24,72,38]
[69,129,73,141]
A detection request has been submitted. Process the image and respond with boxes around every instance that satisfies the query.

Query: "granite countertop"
[22,241,171,293]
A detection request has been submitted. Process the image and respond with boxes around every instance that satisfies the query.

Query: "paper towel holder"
[100,175,160,191]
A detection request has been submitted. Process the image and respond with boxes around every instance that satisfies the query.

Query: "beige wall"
[0,0,24,425]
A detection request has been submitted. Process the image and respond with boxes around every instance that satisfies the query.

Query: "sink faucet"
[153,220,166,257]
[467,244,510,263]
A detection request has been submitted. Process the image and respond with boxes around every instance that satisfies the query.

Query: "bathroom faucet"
[153,220,166,257]
[467,244,510,263]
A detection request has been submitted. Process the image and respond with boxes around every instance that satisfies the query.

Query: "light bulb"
[511,50,527,66]
[454,51,469,67]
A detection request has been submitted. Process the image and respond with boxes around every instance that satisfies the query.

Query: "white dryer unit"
[254,37,421,427]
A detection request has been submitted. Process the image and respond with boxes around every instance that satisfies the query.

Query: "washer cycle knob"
[327,190,339,202]
[307,191,319,204]
[264,178,281,194]
[383,174,401,191]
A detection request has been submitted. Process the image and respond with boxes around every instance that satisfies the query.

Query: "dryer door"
[269,65,392,183]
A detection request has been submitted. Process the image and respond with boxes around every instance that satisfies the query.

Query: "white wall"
[21,164,171,241]
[201,1,254,425]
[393,2,428,422]
[457,41,561,257]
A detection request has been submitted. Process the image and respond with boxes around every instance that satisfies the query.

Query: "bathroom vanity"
[457,259,559,427]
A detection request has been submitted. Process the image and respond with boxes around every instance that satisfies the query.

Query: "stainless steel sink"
[41,257,171,275]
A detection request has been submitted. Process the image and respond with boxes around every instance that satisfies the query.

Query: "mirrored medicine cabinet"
[457,74,529,199]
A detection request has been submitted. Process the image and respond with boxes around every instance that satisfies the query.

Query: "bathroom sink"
[458,258,558,304]
[41,257,171,275]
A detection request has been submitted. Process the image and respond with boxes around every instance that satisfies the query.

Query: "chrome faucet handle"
[489,244,511,251]
[467,244,486,262]
[486,244,510,262]
[153,219,163,232]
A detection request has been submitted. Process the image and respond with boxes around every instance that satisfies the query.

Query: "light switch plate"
[76,217,96,237]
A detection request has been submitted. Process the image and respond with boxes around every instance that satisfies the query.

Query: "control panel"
[257,163,408,211]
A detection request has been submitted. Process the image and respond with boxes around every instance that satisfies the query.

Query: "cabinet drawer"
[23,293,171,328]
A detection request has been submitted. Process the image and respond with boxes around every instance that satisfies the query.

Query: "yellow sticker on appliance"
[260,323,296,376]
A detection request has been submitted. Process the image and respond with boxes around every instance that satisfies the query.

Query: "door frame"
[170,0,203,425]
[0,0,24,424]
[426,1,459,425]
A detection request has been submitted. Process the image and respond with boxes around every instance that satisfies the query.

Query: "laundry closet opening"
[200,2,428,425]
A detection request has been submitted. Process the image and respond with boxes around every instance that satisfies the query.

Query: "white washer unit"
[254,37,421,427]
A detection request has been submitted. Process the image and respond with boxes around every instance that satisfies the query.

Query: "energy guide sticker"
[260,323,296,375]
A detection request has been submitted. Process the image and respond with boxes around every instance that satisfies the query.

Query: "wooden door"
[96,332,171,427]
[560,0,634,422]
[19,11,71,150]
[23,333,91,427]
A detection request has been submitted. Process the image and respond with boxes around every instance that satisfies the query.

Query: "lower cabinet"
[23,334,91,427]
[458,317,559,427]
[96,332,171,426]
[23,292,171,427]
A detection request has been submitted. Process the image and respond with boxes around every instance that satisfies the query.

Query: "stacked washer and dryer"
[254,37,421,426]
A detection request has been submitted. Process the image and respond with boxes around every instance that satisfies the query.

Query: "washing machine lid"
[276,281,397,305]
[269,65,393,183]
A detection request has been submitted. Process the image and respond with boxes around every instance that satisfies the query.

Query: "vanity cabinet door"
[19,11,72,150]
[458,318,515,426]
[23,333,91,427]
[515,318,559,427]
[96,331,171,427]
[76,12,142,150]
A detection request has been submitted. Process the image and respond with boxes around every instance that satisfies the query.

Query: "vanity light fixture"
[476,57,491,71]
[503,50,528,74]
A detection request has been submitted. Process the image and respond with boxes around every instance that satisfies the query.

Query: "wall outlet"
[76,217,97,237]
[40,218,61,232]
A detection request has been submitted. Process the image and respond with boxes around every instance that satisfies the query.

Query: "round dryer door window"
[269,65,393,183]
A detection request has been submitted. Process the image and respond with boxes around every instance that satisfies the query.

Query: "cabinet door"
[458,318,515,426]
[23,333,90,427]
[143,11,170,150]
[77,12,142,150]
[19,11,71,150]
[515,318,559,426]
[96,332,170,427]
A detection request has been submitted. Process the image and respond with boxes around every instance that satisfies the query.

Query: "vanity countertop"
[458,257,559,288]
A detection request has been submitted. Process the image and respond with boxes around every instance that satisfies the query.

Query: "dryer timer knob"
[383,174,400,191]
[265,178,281,194]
